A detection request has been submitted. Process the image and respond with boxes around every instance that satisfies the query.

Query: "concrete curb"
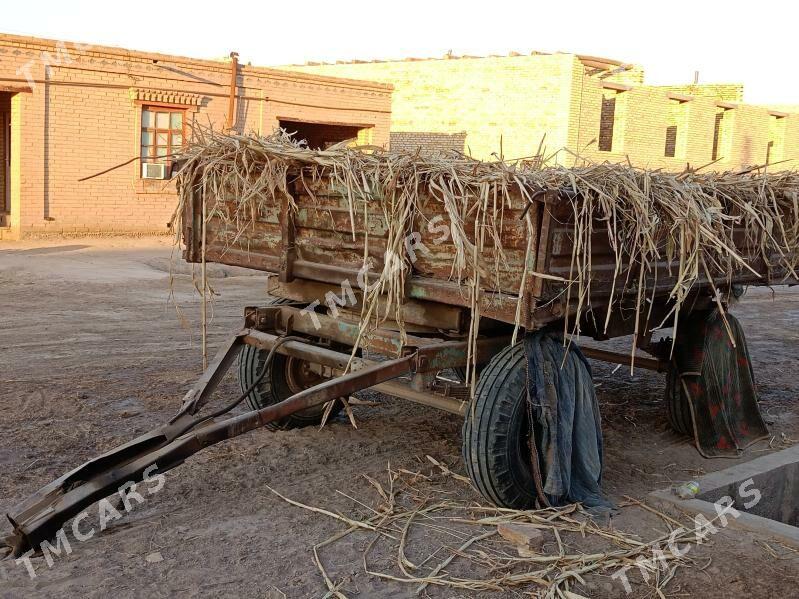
[649,444,799,547]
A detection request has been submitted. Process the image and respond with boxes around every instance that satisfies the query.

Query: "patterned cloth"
[668,310,769,458]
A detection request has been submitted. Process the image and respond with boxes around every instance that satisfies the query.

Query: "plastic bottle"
[674,481,700,499]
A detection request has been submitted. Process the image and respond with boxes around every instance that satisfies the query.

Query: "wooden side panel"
[184,168,797,326]
[195,173,535,296]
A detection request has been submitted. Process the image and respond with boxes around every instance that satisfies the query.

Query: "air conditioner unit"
[141,162,169,180]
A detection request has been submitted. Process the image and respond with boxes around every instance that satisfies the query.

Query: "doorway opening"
[278,119,368,150]
[0,93,10,228]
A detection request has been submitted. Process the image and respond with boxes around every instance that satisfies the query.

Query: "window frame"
[139,103,187,172]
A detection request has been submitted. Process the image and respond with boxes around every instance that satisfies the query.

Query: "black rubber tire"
[665,362,693,437]
[237,296,343,430]
[461,343,538,509]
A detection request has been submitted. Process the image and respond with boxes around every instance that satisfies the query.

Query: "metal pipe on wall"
[227,51,239,130]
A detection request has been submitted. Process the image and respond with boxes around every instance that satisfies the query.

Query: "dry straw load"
[173,130,799,366]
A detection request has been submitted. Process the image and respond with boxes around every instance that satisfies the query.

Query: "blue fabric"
[524,332,613,510]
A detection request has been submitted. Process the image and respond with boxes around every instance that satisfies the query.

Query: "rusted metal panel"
[579,345,667,372]
[373,381,466,414]
[269,279,467,331]
[244,304,432,355]
[244,329,372,371]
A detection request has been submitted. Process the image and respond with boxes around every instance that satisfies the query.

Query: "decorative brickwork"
[129,88,202,106]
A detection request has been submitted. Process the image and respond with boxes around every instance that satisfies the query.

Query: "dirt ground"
[1,237,798,598]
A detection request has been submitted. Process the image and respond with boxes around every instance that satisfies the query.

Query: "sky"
[1,0,795,105]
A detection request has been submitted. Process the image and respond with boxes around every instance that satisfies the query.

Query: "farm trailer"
[3,148,797,558]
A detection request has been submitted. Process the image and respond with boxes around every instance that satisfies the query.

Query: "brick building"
[283,53,799,170]
[0,34,392,239]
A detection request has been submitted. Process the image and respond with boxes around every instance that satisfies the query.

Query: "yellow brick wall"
[783,114,799,165]
[0,33,392,238]
[570,74,799,170]
[728,104,771,166]
[769,105,799,115]
[283,54,579,162]
[768,114,788,162]
[283,54,799,173]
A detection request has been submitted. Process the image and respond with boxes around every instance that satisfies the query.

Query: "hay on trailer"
[173,129,799,372]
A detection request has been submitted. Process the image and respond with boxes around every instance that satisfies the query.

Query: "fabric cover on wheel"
[524,331,613,510]
[669,309,769,457]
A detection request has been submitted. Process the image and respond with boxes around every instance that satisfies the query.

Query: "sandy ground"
[0,237,798,598]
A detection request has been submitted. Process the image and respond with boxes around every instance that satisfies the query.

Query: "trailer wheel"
[461,343,538,509]
[665,363,692,436]
[238,296,343,429]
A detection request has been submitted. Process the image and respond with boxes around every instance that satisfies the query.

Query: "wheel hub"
[284,356,326,394]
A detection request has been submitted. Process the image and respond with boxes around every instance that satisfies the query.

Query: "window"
[664,126,678,158]
[664,98,688,158]
[141,106,185,166]
[711,107,733,162]
[711,111,724,161]
[598,95,616,152]
[597,86,628,153]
